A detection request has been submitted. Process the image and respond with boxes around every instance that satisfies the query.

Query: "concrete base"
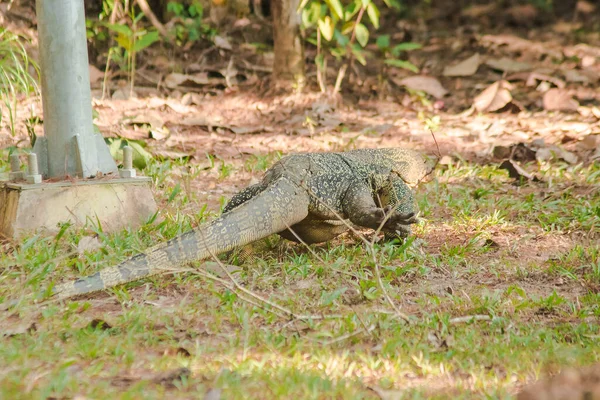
[0,178,157,238]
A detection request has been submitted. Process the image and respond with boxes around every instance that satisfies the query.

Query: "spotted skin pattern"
[52,148,433,299]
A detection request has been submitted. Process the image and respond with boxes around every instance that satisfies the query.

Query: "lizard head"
[387,149,437,186]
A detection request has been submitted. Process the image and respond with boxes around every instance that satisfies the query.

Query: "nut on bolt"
[119,145,136,178]
[9,154,25,182]
[26,153,42,184]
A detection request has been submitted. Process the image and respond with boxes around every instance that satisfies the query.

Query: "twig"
[332,5,366,95]
[278,167,412,323]
[319,324,376,346]
[134,0,171,41]
[449,315,491,324]
[190,232,344,321]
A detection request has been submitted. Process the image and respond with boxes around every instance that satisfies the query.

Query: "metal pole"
[34,0,117,179]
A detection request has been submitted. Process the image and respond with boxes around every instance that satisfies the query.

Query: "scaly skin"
[51,148,434,300]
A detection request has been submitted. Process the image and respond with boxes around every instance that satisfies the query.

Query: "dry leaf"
[576,0,595,13]
[506,72,565,88]
[181,92,204,106]
[499,159,538,183]
[580,135,598,150]
[485,57,532,73]
[397,76,448,99]
[213,35,232,50]
[77,236,102,256]
[88,65,104,84]
[543,89,579,112]
[461,3,497,17]
[505,4,538,25]
[536,146,579,164]
[164,72,211,89]
[481,34,562,59]
[443,53,481,77]
[204,388,222,400]
[473,80,513,112]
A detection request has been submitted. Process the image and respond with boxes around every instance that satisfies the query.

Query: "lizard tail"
[52,177,310,299]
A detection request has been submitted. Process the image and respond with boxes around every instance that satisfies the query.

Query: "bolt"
[9,154,24,182]
[26,152,42,184]
[119,145,136,178]
[123,146,133,169]
[10,154,20,172]
[28,153,39,176]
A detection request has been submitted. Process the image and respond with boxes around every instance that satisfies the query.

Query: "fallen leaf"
[396,76,448,99]
[461,3,497,17]
[152,149,193,160]
[164,72,211,89]
[506,72,565,88]
[536,146,579,164]
[213,35,232,50]
[164,347,192,357]
[443,53,481,77]
[204,388,222,400]
[505,4,538,25]
[576,0,595,14]
[123,114,165,129]
[89,65,104,84]
[485,57,532,73]
[580,134,599,150]
[543,89,579,112]
[151,367,191,387]
[88,319,112,330]
[552,21,583,33]
[1,321,37,337]
[181,92,204,106]
[499,159,539,183]
[77,236,102,256]
[473,80,513,112]
[481,34,562,59]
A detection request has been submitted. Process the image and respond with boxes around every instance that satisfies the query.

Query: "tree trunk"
[271,0,305,87]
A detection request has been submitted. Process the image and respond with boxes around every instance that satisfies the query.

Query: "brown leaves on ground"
[473,80,514,113]
[518,364,600,400]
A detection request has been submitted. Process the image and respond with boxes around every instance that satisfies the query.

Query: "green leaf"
[132,30,160,52]
[168,183,181,203]
[343,1,359,21]
[384,58,420,73]
[354,23,369,47]
[334,29,350,46]
[318,16,335,41]
[302,2,322,28]
[315,53,325,68]
[325,0,344,20]
[104,23,132,36]
[366,2,380,29]
[115,33,133,52]
[341,22,354,35]
[376,34,390,50]
[351,45,367,65]
[361,0,371,8]
[391,42,422,56]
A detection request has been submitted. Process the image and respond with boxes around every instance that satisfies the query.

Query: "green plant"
[301,0,416,94]
[375,34,420,73]
[0,28,40,136]
[167,1,215,46]
[103,5,160,96]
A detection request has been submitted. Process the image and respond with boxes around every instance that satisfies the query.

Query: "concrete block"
[0,177,157,238]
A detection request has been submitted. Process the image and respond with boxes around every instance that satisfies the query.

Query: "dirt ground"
[2,1,600,397]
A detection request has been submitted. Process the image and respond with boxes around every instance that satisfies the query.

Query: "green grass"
[1,156,599,398]
[0,27,39,137]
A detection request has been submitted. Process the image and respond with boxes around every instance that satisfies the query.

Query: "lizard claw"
[381,206,418,227]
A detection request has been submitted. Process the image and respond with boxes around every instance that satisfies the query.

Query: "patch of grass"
[1,157,600,398]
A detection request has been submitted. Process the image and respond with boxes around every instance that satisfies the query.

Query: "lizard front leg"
[342,182,417,235]
[377,174,419,240]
